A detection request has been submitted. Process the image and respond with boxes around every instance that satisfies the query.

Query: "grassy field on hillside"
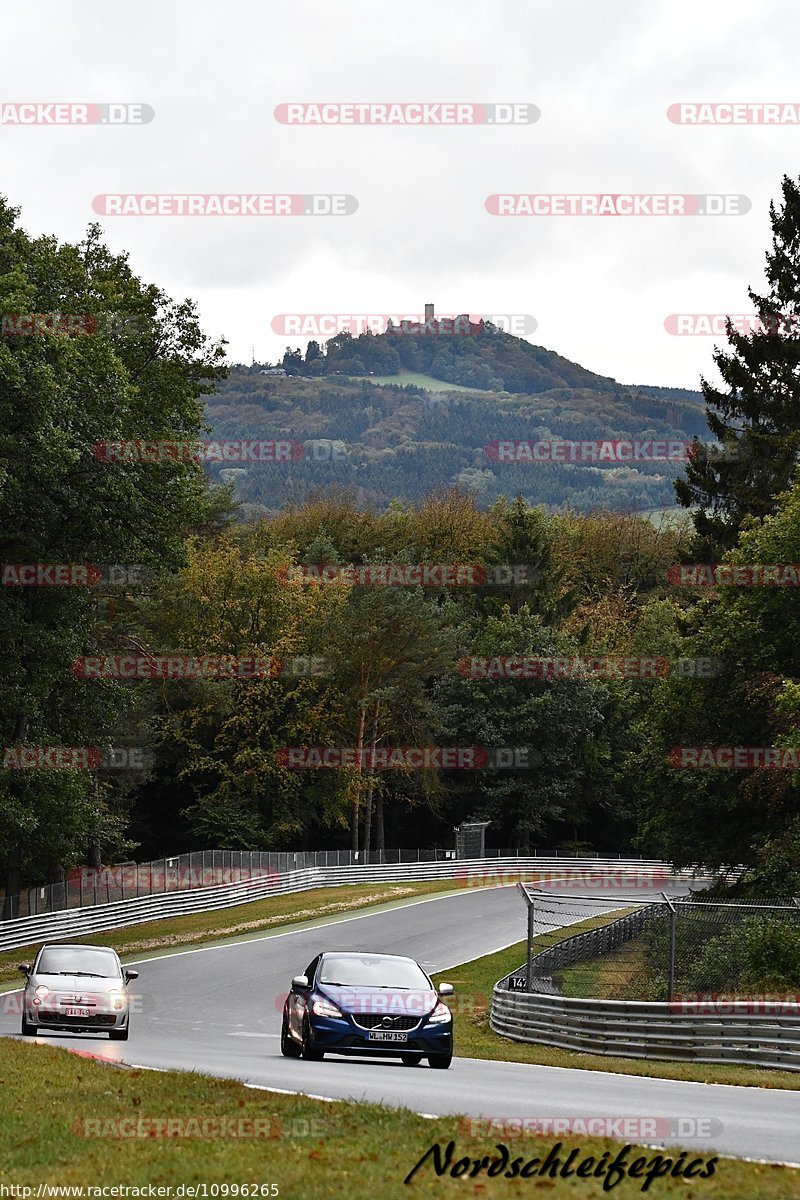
[347,369,488,392]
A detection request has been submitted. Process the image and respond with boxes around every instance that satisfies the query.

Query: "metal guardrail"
[490,989,800,1072]
[0,856,685,953]
[492,890,800,1072]
[5,847,661,918]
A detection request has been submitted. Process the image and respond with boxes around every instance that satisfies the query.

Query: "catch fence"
[507,887,800,1003]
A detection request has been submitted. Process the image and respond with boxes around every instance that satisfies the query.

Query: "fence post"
[525,893,536,992]
[662,892,677,1003]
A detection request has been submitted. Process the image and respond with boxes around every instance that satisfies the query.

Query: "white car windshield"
[37,947,121,978]
[318,955,430,989]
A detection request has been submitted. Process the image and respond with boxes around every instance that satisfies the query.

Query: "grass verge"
[1,1038,798,1198]
[432,928,800,1091]
[559,936,648,999]
[0,878,481,988]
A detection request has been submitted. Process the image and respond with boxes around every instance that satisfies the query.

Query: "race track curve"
[2,882,798,1167]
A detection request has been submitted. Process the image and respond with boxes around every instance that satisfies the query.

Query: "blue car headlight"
[427,1002,452,1025]
[311,995,344,1019]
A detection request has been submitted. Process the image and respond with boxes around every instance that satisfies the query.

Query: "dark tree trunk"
[3,711,29,917]
[362,701,380,861]
[363,790,373,859]
[2,846,22,919]
[351,705,367,853]
[46,860,65,884]
[375,794,385,856]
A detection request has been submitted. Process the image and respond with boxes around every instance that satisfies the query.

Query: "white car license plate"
[367,1030,407,1043]
[65,1007,91,1018]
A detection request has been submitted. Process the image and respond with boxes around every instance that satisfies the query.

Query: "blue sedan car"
[281,951,454,1068]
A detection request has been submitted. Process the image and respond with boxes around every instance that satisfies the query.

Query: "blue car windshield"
[318,955,430,989]
[37,947,121,978]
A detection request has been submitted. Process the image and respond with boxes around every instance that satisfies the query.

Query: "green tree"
[0,201,225,911]
[676,176,800,555]
[482,495,574,619]
[636,474,800,876]
[433,607,604,850]
[320,562,459,851]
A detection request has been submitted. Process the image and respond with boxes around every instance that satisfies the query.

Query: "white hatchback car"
[18,943,138,1040]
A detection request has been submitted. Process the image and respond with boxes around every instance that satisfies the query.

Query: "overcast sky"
[3,0,800,388]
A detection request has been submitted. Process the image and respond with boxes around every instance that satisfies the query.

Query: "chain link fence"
[511,888,800,1003]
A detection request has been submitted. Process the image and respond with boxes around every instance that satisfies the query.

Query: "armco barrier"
[0,857,689,953]
[9,847,671,917]
[490,988,800,1072]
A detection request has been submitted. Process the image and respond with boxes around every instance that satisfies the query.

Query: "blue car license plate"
[367,1030,408,1043]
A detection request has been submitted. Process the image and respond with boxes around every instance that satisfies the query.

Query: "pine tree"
[482,495,574,619]
[676,175,800,555]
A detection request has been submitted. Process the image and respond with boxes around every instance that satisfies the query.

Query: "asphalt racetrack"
[2,882,799,1166]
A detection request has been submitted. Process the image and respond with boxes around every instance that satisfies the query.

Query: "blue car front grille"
[351,1014,421,1031]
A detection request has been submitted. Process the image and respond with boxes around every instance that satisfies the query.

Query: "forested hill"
[281,322,626,393]
[207,324,705,515]
[277,321,703,398]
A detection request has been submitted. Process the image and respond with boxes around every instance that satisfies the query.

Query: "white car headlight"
[312,996,343,1019]
[427,1002,451,1024]
[109,991,126,1011]
[33,985,49,1003]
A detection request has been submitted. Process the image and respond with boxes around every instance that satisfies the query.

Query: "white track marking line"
[229,1032,279,1038]
[23,1020,800,1167]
